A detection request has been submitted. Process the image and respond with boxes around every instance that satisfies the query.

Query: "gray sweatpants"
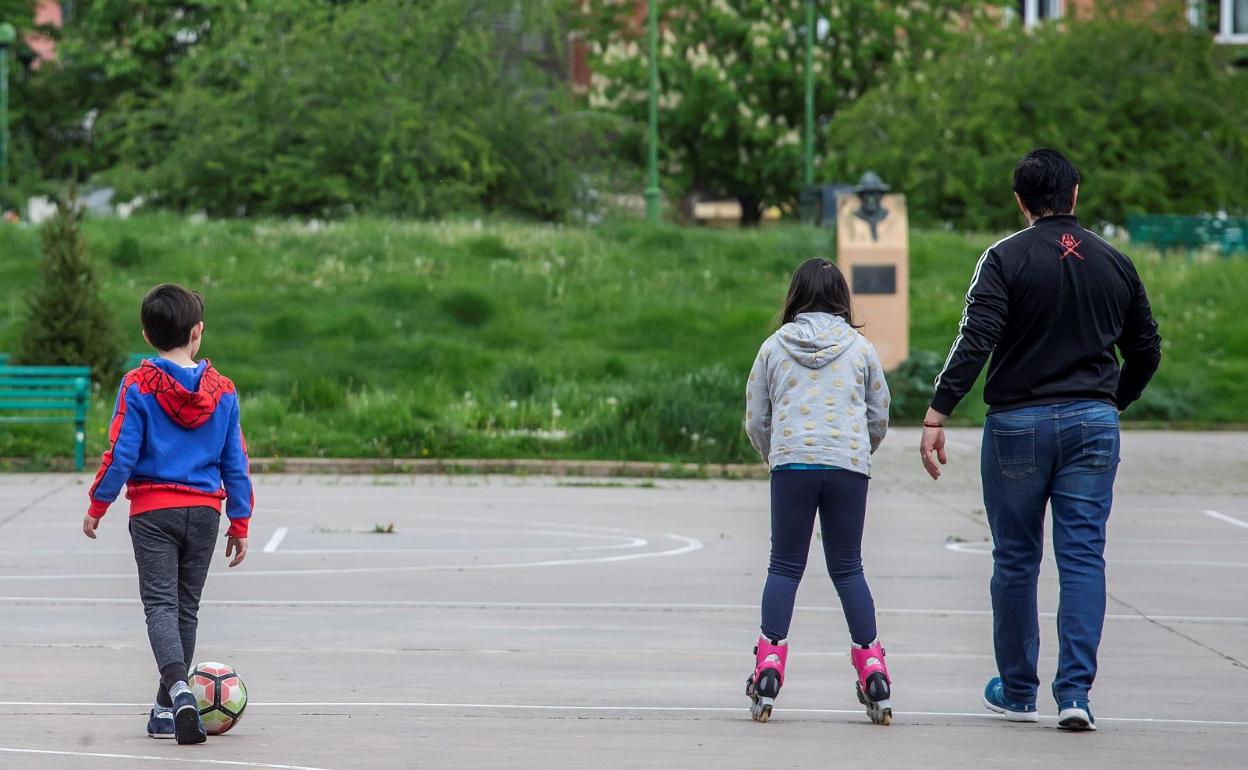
[130,506,220,686]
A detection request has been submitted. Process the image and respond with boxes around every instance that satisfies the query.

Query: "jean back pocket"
[992,427,1037,479]
[1080,421,1119,471]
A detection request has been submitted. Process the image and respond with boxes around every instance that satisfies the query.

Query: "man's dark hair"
[780,258,859,327]
[141,284,204,351]
[1012,148,1080,218]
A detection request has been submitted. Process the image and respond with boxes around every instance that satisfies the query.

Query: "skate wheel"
[750,696,774,723]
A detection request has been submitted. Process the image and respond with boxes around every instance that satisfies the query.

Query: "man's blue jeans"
[981,400,1120,705]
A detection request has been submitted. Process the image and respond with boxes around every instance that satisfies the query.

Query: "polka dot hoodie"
[744,312,890,474]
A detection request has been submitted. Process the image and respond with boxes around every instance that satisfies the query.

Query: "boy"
[83,283,254,744]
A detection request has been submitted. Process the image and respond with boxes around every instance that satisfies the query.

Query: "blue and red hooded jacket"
[87,358,254,538]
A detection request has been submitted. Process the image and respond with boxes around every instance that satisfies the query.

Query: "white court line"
[1205,509,1248,530]
[0,643,993,658]
[944,541,1248,568]
[262,527,289,553]
[0,747,339,770]
[0,701,1244,728]
[0,533,703,581]
[0,596,1243,624]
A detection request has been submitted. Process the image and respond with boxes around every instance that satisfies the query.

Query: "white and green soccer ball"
[190,661,248,735]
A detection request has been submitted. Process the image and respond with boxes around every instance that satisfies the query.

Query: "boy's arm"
[863,345,890,454]
[87,382,145,519]
[744,344,773,461]
[219,395,254,539]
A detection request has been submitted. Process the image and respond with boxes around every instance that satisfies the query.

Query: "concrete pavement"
[0,428,1244,769]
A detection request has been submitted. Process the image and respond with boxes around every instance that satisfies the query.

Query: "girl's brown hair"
[780,258,859,327]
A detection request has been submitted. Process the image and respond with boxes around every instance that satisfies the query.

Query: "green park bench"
[0,364,92,470]
[1127,214,1248,259]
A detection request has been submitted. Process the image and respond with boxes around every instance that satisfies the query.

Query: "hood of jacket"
[776,313,857,369]
[140,358,228,429]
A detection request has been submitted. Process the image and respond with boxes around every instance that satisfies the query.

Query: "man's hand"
[226,536,248,568]
[920,407,949,481]
[82,514,100,539]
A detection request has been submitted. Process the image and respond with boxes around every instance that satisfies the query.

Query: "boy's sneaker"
[982,677,1039,722]
[172,689,208,745]
[1057,700,1097,731]
[146,706,175,739]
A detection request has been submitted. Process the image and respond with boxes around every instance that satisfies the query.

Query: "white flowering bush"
[582,0,1003,223]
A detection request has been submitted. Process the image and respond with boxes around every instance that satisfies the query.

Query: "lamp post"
[0,23,15,200]
[803,1,815,188]
[644,0,660,223]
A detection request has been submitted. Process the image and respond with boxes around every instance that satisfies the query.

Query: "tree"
[39,0,227,175]
[822,10,1248,230]
[101,0,602,219]
[15,191,122,383]
[582,0,1004,224]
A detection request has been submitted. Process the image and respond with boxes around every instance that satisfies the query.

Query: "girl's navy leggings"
[761,468,878,645]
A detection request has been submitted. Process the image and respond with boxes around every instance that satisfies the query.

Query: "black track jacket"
[931,214,1161,416]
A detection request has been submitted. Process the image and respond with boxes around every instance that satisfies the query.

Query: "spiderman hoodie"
[87,358,253,538]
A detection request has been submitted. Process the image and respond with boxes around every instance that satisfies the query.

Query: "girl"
[743,258,893,725]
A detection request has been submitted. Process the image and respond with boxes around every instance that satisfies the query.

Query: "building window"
[1015,0,1063,28]
[1219,0,1248,42]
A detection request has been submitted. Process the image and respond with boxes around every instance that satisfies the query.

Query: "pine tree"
[15,193,122,384]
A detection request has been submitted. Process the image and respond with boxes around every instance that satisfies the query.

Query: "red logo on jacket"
[1058,233,1084,261]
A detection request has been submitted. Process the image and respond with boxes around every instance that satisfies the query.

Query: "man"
[919,149,1161,731]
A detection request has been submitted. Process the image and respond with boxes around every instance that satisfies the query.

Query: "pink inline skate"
[851,640,892,725]
[745,636,788,722]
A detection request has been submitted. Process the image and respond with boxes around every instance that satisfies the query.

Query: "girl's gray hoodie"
[744,313,890,474]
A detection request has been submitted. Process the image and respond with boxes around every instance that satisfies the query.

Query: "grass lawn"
[1,216,1241,466]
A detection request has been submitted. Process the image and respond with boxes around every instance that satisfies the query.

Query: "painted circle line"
[0,747,339,770]
[0,533,703,581]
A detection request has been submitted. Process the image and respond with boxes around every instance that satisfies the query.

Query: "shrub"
[574,364,751,462]
[440,290,495,328]
[823,11,1248,229]
[108,235,143,268]
[15,196,122,384]
[290,378,347,413]
[467,234,517,261]
[1128,383,1195,422]
[886,350,945,423]
[101,0,601,220]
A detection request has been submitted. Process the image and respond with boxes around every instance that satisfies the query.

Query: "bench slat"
[0,366,92,376]
[0,379,89,389]
[0,400,84,410]
[0,389,85,398]
[0,416,77,424]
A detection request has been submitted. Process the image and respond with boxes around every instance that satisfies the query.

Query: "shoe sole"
[175,705,207,745]
[983,695,1039,722]
[147,732,175,740]
[1058,711,1097,732]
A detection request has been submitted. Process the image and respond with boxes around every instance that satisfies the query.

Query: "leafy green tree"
[41,0,227,174]
[104,0,600,219]
[0,0,79,200]
[822,9,1248,229]
[15,191,122,383]
[582,0,1004,224]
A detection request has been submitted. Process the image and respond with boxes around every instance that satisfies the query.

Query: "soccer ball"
[190,662,248,735]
